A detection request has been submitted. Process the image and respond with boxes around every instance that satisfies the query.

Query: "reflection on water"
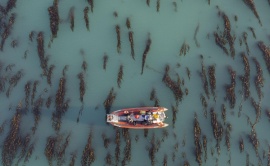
[0,0,270,165]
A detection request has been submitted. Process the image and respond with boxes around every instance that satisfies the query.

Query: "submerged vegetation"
[0,0,270,166]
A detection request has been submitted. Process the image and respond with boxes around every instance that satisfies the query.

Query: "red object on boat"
[106,107,169,129]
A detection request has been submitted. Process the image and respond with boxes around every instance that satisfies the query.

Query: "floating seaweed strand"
[0,61,4,92]
[0,61,3,85]
[121,129,131,166]
[199,55,210,99]
[57,77,65,104]
[186,67,191,80]
[208,65,216,101]
[63,65,69,77]
[243,0,262,26]
[225,123,232,152]
[239,52,250,100]
[171,105,178,128]
[56,133,71,166]
[126,17,131,29]
[1,104,23,166]
[3,0,17,14]
[172,2,177,12]
[154,98,160,107]
[117,65,124,88]
[202,135,207,162]
[221,104,226,125]
[115,25,121,54]
[258,41,270,75]
[128,31,135,60]
[105,153,112,165]
[156,0,160,12]
[213,32,229,55]
[0,120,8,135]
[242,32,250,55]
[114,128,120,165]
[267,146,270,166]
[239,137,244,153]
[250,97,261,125]
[84,7,90,31]
[103,87,116,114]
[194,23,200,47]
[24,81,31,111]
[146,0,150,7]
[23,141,35,165]
[249,127,260,157]
[36,32,49,76]
[210,108,223,155]
[10,39,18,48]
[225,67,236,109]
[29,31,35,42]
[125,15,135,60]
[221,11,235,59]
[69,152,77,166]
[163,154,167,166]
[32,97,43,134]
[0,5,4,15]
[200,94,208,118]
[78,72,86,103]
[252,57,264,100]
[77,72,86,122]
[248,27,256,39]
[113,11,118,17]
[150,88,156,101]
[52,76,70,131]
[150,88,160,107]
[82,60,88,72]
[246,153,250,166]
[162,65,183,105]
[179,41,190,56]
[87,0,94,13]
[45,133,71,166]
[5,64,15,71]
[47,65,55,86]
[183,160,190,166]
[31,80,39,106]
[44,136,57,166]
[81,129,95,166]
[102,133,110,149]
[6,69,24,98]
[46,96,52,109]
[48,0,59,39]
[0,77,6,94]
[103,53,108,70]
[0,13,16,51]
[148,133,157,166]
[193,113,202,166]
[69,7,75,31]
[141,33,152,75]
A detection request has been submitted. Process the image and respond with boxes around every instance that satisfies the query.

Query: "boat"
[106,107,169,129]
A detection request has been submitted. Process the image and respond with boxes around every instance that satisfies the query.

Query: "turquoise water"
[1,0,270,165]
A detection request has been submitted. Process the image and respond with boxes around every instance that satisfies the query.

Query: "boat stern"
[107,114,118,123]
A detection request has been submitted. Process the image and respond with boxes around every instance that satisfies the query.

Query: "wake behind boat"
[107,107,169,129]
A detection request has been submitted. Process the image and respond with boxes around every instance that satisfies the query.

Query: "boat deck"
[107,107,169,129]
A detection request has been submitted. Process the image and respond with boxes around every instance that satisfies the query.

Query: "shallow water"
[0,0,270,166]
